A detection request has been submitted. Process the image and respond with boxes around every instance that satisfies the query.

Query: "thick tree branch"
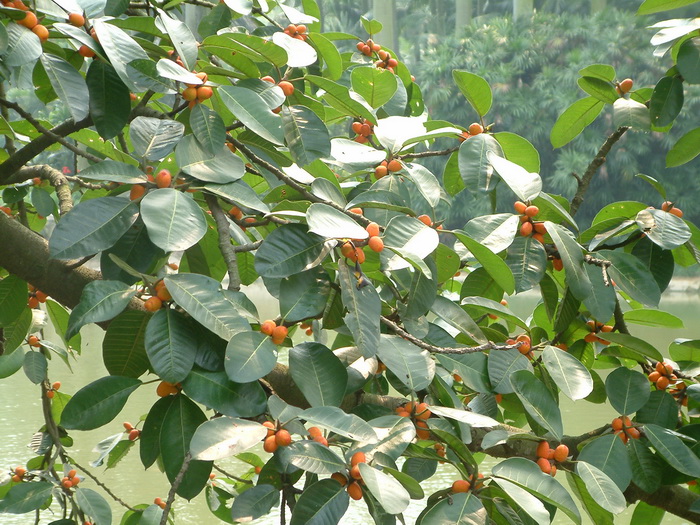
[18,165,73,215]
[204,193,241,291]
[569,126,629,216]
[625,484,700,524]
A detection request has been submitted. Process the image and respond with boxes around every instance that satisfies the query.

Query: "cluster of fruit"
[330,451,367,500]
[352,118,374,143]
[261,421,293,453]
[283,23,308,41]
[156,380,181,397]
[395,401,432,440]
[514,201,545,243]
[459,122,484,141]
[181,72,213,108]
[4,0,70,42]
[661,201,684,218]
[616,78,633,95]
[505,333,532,358]
[535,441,569,476]
[364,221,384,253]
[153,497,167,510]
[260,320,289,345]
[262,76,295,98]
[27,284,48,308]
[611,416,640,443]
[648,361,682,392]
[584,320,613,345]
[299,320,313,336]
[129,169,173,201]
[10,466,26,483]
[60,469,81,489]
[45,380,61,399]
[374,158,402,178]
[123,421,140,441]
[143,279,172,312]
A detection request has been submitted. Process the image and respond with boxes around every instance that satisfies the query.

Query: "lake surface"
[1,287,698,524]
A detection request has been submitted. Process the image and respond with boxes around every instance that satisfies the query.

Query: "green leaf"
[86,59,131,139]
[61,376,141,430]
[183,368,266,417]
[452,70,492,117]
[0,482,53,514]
[0,275,27,327]
[145,309,196,384]
[280,268,331,323]
[598,249,661,307]
[545,222,591,301]
[230,484,280,522]
[644,423,700,477]
[452,232,515,294]
[358,463,410,514]
[78,161,146,184]
[67,281,137,340]
[289,479,349,525]
[157,8,198,70]
[493,131,540,173]
[49,197,139,260]
[307,75,376,124]
[93,19,149,91]
[255,224,327,279]
[677,38,700,84]
[458,133,503,193]
[579,64,615,81]
[190,417,268,461]
[488,348,532,394]
[600,332,664,362]
[505,236,547,293]
[551,96,604,148]
[666,127,700,167]
[381,466,424,499]
[177,135,246,184]
[510,370,563,440]
[613,98,650,130]
[627,438,663,494]
[281,105,331,167]
[103,311,149,378]
[636,390,678,429]
[623,309,683,328]
[575,462,626,514]
[338,258,381,358]
[578,435,632,491]
[604,367,650,415]
[351,66,397,108]
[430,296,485,344]
[140,188,207,252]
[377,334,434,392]
[75,488,112,525]
[436,353,490,393]
[381,215,439,272]
[542,345,593,400]
[163,273,250,340]
[23,351,47,384]
[463,213,520,254]
[188,104,226,157]
[3,24,42,68]
[225,331,277,383]
[461,296,527,330]
[636,208,691,250]
[428,405,499,427]
[566,471,614,525]
[418,492,487,524]
[582,264,616,322]
[301,406,378,442]
[130,116,185,161]
[0,346,25,379]
[102,219,165,286]
[160,394,211,499]
[308,33,342,80]
[404,162,441,208]
[307,203,368,240]
[650,76,684,127]
[284,440,346,474]
[289,342,347,408]
[491,457,581,525]
[203,32,287,66]
[638,0,699,15]
[495,478,550,525]
[577,76,619,104]
[40,54,89,122]
[360,16,383,35]
[219,86,284,145]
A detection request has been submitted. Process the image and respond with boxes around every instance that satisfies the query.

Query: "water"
[1,289,698,524]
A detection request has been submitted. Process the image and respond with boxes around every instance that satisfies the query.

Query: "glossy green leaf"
[627,438,664,494]
[613,98,650,130]
[453,232,515,294]
[377,334,434,392]
[301,406,378,442]
[140,189,207,252]
[636,208,691,250]
[495,477,550,525]
[306,75,376,124]
[666,127,700,167]
[546,222,591,301]
[436,352,490,393]
[78,161,147,184]
[93,19,149,91]
[0,482,53,514]
[458,133,503,193]
[338,259,381,358]
[488,348,532,394]
[677,38,700,84]
[280,267,331,323]
[230,484,280,522]
[49,197,139,260]
[255,224,327,278]
[285,441,346,474]
[190,416,267,461]
[510,369,563,440]
[488,151,542,201]
[542,345,593,400]
[430,296,486,343]
[600,332,664,361]
[551,96,604,148]
[177,135,246,184]
[638,0,699,15]
[351,66,397,108]
[23,351,47,384]
[219,86,284,145]
[307,203,368,240]
[578,435,632,491]
[604,367,650,415]
[3,24,42,68]
[452,70,492,117]
[576,462,626,514]
[623,309,683,328]
[505,235,547,293]
[650,76,684,127]
[644,424,700,477]
[225,331,277,383]
[40,54,89,122]
[493,131,540,173]
[145,309,196,384]
[0,275,27,327]
[61,376,141,430]
[67,280,136,340]
[86,59,131,139]
[290,342,347,408]
[359,463,410,514]
[582,264,616,322]
[598,249,661,307]
[463,213,520,254]
[281,105,331,167]
[577,76,619,104]
[103,310,150,378]
[157,8,197,70]
[289,479,349,525]
[75,488,112,525]
[418,492,487,524]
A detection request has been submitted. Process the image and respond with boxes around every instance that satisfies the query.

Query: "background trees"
[1,0,700,524]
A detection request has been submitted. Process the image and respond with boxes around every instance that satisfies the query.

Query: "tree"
[1,0,700,524]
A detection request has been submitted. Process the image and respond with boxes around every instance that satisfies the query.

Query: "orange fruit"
[261,320,276,336]
[452,479,471,493]
[156,169,171,188]
[52,381,61,390]
[308,426,322,438]
[350,451,366,466]
[130,184,146,200]
[18,11,37,28]
[417,214,433,227]
[28,335,40,347]
[553,444,569,462]
[670,207,684,218]
[536,458,552,474]
[514,201,527,214]
[352,122,363,134]
[263,435,278,453]
[275,429,292,447]
[536,441,550,459]
[196,86,213,101]
[524,205,539,217]
[271,325,288,341]
[68,13,85,27]
[519,222,533,237]
[32,24,49,42]
[368,236,384,253]
[261,75,275,83]
[626,427,641,440]
[331,472,348,486]
[349,207,363,215]
[14,466,26,477]
[366,222,380,237]
[128,429,140,441]
[347,481,363,500]
[661,201,673,212]
[618,78,633,94]
[144,296,162,311]
[552,259,564,271]
[533,222,547,234]
[415,402,431,420]
[648,371,661,382]
[611,417,623,431]
[584,333,599,343]
[278,81,294,97]
[387,159,402,172]
[78,45,95,58]
[156,381,179,397]
[656,376,670,390]
[468,123,483,135]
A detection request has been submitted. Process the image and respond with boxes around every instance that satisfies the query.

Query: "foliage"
[0,0,700,524]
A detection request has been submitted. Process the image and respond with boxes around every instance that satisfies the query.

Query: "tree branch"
[398,145,459,160]
[625,484,700,524]
[569,126,629,216]
[70,459,136,511]
[18,165,73,215]
[159,453,191,525]
[204,193,241,291]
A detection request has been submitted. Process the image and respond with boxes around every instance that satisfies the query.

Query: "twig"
[583,254,612,286]
[0,98,102,164]
[252,6,284,29]
[213,464,254,484]
[159,453,191,525]
[379,315,521,354]
[204,193,241,291]
[231,140,371,227]
[70,460,136,511]
[398,145,459,160]
[233,240,263,253]
[17,165,73,215]
[570,126,629,216]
